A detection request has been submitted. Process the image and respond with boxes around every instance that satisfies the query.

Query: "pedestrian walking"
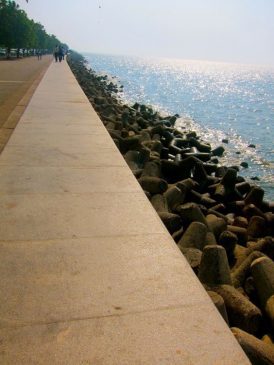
[54,45,59,62]
[58,45,63,62]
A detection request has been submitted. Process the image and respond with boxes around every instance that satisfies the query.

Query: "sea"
[84,53,274,201]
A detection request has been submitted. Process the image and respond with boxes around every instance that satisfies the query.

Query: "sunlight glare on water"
[85,53,274,200]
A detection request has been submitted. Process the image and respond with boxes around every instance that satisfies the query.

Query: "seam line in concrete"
[0,301,208,330]
[0,232,167,243]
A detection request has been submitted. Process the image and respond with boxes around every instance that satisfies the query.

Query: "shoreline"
[67,51,274,362]
[86,52,274,201]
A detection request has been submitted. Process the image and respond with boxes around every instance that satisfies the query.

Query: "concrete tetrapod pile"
[68,52,274,364]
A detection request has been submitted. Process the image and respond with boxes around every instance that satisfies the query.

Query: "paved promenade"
[0,60,250,364]
[0,55,52,152]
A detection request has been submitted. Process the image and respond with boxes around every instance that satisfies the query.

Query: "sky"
[16,0,274,65]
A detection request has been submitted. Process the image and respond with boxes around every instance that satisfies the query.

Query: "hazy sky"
[16,0,274,65]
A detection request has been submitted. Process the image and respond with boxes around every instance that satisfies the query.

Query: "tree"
[0,1,19,55]
[0,0,66,58]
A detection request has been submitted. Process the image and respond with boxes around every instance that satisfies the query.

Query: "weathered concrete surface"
[0,55,52,152]
[0,60,250,364]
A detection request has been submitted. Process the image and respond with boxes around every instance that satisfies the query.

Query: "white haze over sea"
[85,53,274,200]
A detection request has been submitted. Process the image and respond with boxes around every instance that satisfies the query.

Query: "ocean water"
[84,53,274,200]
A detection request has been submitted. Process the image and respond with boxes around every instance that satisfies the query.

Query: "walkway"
[0,59,250,364]
[0,55,52,152]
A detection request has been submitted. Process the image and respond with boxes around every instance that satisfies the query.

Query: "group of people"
[54,45,65,62]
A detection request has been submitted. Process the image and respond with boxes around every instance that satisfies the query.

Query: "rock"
[231,327,274,365]
[124,150,144,172]
[245,237,274,260]
[215,166,227,178]
[231,251,265,288]
[183,151,211,162]
[245,186,264,206]
[232,245,250,271]
[227,200,245,215]
[233,216,248,228]
[213,168,242,202]
[124,146,149,167]
[161,160,186,183]
[186,131,197,138]
[200,195,217,208]
[176,202,208,227]
[172,226,184,242]
[177,221,208,250]
[176,178,198,192]
[236,182,251,195]
[240,162,249,168]
[227,225,248,246]
[212,146,225,156]
[218,230,238,258]
[267,202,274,213]
[188,137,211,152]
[204,231,217,246]
[138,176,168,194]
[169,115,177,125]
[150,194,169,213]
[226,213,235,224]
[248,144,256,148]
[192,162,217,189]
[265,212,274,236]
[208,209,231,223]
[206,214,227,240]
[121,129,129,138]
[105,121,116,130]
[251,257,274,329]
[231,165,240,172]
[222,139,229,144]
[144,191,151,199]
[139,130,151,142]
[244,276,257,299]
[211,157,219,164]
[187,189,202,204]
[212,285,262,334]
[243,204,265,220]
[141,161,161,178]
[198,245,232,287]
[142,140,163,154]
[262,334,274,346]
[247,216,266,239]
[94,96,106,105]
[158,212,182,234]
[132,102,140,110]
[180,247,202,274]
[169,138,183,155]
[207,290,229,324]
[162,130,174,145]
[210,203,226,213]
[163,186,186,212]
[122,136,142,153]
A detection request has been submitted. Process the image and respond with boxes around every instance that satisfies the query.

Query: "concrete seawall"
[0,60,250,364]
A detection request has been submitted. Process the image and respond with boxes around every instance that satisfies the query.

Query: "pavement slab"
[0,56,52,151]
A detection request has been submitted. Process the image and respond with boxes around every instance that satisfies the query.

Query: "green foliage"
[0,0,67,55]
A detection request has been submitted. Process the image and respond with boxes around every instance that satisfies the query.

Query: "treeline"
[0,0,68,58]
